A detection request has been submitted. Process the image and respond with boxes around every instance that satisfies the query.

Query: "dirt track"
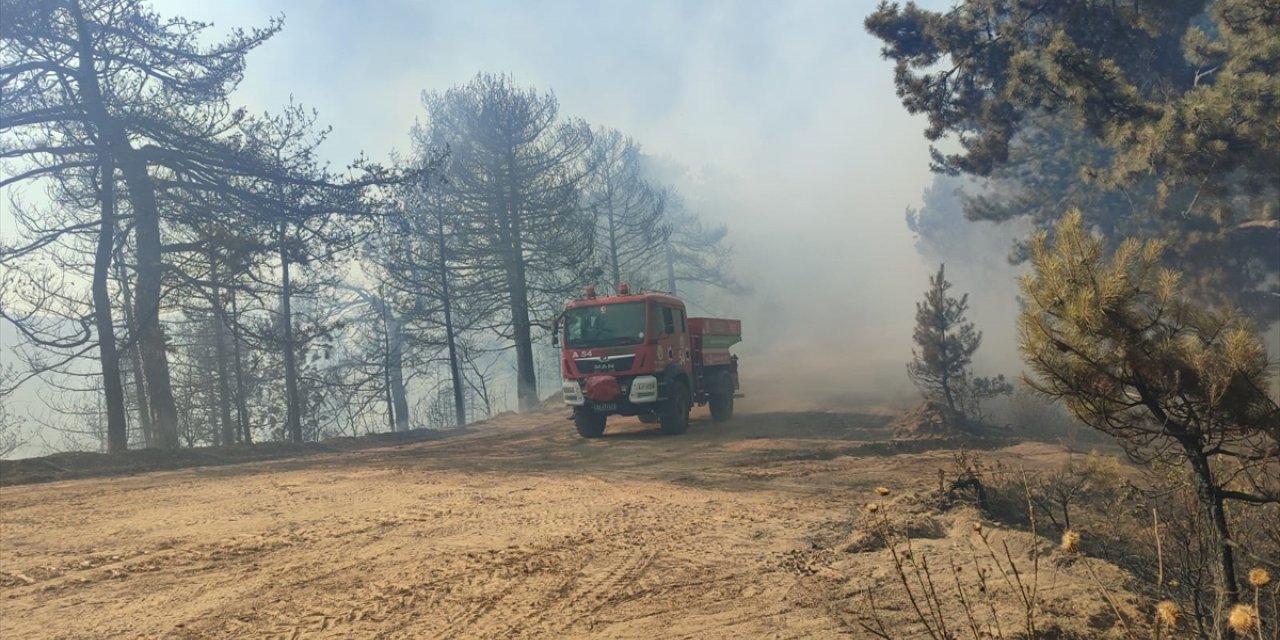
[1,407,1097,639]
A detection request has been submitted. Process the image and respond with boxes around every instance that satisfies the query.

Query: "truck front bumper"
[563,375,659,411]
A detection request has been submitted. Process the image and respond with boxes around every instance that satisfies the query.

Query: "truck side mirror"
[551,315,561,347]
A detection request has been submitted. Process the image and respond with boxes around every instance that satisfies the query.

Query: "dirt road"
[1,408,1104,639]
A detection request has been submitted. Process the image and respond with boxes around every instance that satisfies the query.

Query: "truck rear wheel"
[574,408,607,438]
[709,373,735,422]
[660,382,691,435]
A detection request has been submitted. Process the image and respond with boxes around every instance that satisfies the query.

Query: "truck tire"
[660,381,691,435]
[574,408,607,438]
[709,373,735,422]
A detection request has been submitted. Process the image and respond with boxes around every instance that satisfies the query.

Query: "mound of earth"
[842,491,946,552]
[890,400,972,439]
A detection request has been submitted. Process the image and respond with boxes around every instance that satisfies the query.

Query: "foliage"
[908,264,979,413]
[1019,210,1279,615]
[955,373,1014,424]
[1019,211,1279,467]
[1,0,396,449]
[659,197,746,297]
[867,0,1280,322]
[635,156,746,300]
[905,173,1019,271]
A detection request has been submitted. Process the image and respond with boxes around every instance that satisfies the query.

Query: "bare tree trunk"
[1186,445,1240,626]
[119,153,181,448]
[381,299,396,432]
[209,256,237,445]
[941,372,956,413]
[71,5,179,447]
[606,197,621,288]
[507,250,538,411]
[228,288,251,444]
[278,222,303,443]
[461,346,494,419]
[437,214,466,428]
[500,169,539,412]
[92,151,129,452]
[115,246,152,447]
[210,409,220,447]
[387,315,409,431]
[940,329,956,413]
[662,227,677,295]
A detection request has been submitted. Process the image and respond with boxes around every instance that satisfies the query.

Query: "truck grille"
[574,355,635,374]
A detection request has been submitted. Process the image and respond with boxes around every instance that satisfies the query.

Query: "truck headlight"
[562,379,584,406]
[628,376,658,403]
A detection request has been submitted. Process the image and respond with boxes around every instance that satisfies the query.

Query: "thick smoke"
[149,0,953,413]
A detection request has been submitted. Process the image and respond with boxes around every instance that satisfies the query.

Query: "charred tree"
[227,287,251,444]
[114,245,153,447]
[583,129,665,289]
[416,74,593,411]
[2,0,283,448]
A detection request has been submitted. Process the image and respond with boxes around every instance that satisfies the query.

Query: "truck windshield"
[564,302,647,348]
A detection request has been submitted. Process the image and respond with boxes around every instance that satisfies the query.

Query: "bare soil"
[0,407,1144,639]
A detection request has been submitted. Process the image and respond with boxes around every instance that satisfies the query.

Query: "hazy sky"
[146,0,958,373]
[156,0,937,177]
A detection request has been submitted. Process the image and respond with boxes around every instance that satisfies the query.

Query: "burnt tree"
[416,74,594,411]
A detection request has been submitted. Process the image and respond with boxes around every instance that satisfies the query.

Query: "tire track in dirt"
[477,545,659,638]
[1,409,1086,639]
[415,497,678,639]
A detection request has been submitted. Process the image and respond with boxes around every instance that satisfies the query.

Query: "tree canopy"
[867,0,1280,321]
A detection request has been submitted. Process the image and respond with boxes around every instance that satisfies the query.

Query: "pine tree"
[1019,210,1279,617]
[907,265,982,414]
[866,0,1280,322]
[583,128,666,290]
[416,73,594,412]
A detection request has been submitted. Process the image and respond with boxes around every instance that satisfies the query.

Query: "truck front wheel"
[709,373,735,422]
[660,382,691,435]
[574,408,607,438]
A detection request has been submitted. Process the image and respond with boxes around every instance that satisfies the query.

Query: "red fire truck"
[554,284,742,438]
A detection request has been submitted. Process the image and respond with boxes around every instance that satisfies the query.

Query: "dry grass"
[851,451,1280,639]
[852,491,1138,639]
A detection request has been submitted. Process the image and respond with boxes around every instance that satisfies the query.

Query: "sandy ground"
[0,407,1139,639]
